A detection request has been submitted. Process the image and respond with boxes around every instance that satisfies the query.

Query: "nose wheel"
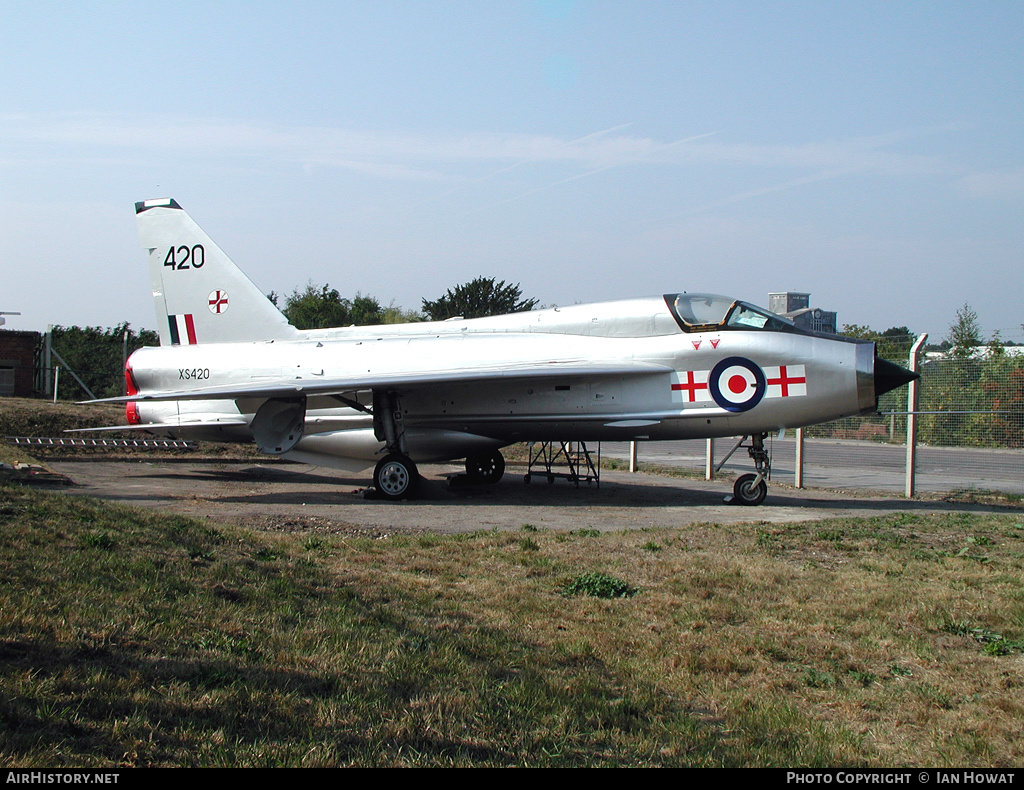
[726,432,771,506]
[733,473,768,506]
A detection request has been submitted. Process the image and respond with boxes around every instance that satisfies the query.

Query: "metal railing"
[7,437,196,449]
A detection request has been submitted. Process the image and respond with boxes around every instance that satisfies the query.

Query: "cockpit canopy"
[665,293,798,334]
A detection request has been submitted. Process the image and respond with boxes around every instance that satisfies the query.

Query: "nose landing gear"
[732,472,768,506]
[726,432,771,506]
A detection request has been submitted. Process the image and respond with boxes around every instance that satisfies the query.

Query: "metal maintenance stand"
[524,441,600,487]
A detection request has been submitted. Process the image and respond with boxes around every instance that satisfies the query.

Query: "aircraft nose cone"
[875,357,919,399]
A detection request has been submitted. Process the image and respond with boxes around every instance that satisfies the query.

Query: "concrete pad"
[48,457,1018,535]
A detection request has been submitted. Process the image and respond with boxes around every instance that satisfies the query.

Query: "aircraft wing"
[87,359,673,404]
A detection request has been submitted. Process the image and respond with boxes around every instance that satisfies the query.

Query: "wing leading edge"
[87,359,674,404]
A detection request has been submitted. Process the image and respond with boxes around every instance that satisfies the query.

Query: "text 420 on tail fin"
[136,198,297,346]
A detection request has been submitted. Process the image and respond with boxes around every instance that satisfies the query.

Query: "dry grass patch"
[330,513,1024,766]
[2,478,1023,766]
[0,397,261,465]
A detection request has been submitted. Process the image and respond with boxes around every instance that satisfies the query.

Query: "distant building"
[0,330,41,397]
[768,292,837,334]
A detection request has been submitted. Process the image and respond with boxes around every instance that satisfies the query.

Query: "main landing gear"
[373,453,419,500]
[369,390,419,500]
[366,390,508,499]
[727,432,770,506]
[464,451,506,484]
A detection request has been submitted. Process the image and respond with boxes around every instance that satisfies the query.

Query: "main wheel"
[374,454,419,500]
[465,451,505,484]
[733,473,767,506]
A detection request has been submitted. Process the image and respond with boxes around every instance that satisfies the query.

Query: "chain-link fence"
[811,354,1024,450]
[801,350,1023,495]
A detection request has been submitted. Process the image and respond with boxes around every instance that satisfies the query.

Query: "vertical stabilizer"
[136,199,298,345]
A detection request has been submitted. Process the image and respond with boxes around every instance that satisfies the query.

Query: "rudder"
[136,198,297,345]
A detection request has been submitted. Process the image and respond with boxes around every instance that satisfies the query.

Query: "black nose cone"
[875,357,919,398]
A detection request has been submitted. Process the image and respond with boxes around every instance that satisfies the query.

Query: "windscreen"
[665,294,799,333]
[668,294,736,329]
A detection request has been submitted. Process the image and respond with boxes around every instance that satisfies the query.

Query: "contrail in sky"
[413,123,639,207]
[491,131,719,206]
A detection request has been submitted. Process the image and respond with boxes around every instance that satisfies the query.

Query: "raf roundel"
[709,356,766,412]
[208,290,229,315]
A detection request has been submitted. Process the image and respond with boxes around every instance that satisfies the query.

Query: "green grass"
[0,484,711,766]
[561,572,638,599]
[2,484,1024,767]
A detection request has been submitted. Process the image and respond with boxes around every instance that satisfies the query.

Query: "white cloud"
[0,112,962,184]
[959,167,1024,199]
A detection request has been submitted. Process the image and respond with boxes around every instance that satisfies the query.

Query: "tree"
[987,330,1006,358]
[840,324,916,362]
[918,304,1024,448]
[947,303,981,360]
[381,304,424,324]
[280,283,384,329]
[349,294,385,326]
[878,326,915,361]
[51,323,158,400]
[421,277,539,321]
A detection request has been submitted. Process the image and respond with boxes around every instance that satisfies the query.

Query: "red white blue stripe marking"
[167,314,197,345]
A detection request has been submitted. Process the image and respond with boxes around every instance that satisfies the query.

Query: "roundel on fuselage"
[709,356,766,412]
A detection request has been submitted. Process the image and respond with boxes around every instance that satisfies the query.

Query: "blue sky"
[2,1,1022,343]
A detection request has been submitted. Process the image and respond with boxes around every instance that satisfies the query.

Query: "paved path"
[603,438,1023,496]
[47,456,1018,535]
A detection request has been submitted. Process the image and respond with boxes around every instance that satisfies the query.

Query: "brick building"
[0,330,41,397]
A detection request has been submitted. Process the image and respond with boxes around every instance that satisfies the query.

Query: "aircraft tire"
[733,473,767,506]
[374,454,420,500]
[465,451,505,484]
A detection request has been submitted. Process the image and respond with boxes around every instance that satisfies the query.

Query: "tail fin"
[136,198,298,345]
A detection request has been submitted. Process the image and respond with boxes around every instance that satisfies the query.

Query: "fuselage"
[127,294,877,469]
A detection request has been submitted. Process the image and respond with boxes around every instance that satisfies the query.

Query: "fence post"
[47,346,97,400]
[44,327,53,396]
[795,428,805,488]
[629,440,638,473]
[905,333,928,497]
[705,438,715,480]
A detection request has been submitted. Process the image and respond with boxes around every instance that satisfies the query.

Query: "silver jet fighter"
[100,198,916,503]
